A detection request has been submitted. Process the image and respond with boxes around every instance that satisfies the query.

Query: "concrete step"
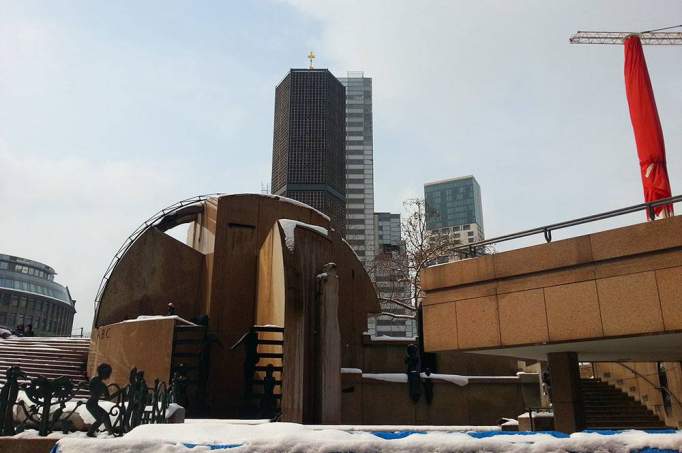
[580,378,668,430]
[585,420,668,428]
[585,407,653,416]
[0,358,84,368]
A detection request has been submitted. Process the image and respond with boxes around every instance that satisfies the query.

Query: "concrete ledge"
[423,216,682,357]
[0,438,58,453]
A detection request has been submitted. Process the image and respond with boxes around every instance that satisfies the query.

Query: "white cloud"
[288,0,682,236]
[0,144,193,330]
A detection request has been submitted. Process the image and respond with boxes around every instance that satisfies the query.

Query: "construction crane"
[570,25,682,45]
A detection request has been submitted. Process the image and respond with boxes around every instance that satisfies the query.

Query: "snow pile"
[53,423,682,453]
[12,390,115,431]
[278,220,329,252]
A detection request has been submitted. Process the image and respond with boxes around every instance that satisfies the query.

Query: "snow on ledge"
[356,371,540,386]
[119,315,197,326]
[278,219,329,252]
[260,194,331,222]
[361,372,468,386]
[370,335,417,342]
[341,368,363,374]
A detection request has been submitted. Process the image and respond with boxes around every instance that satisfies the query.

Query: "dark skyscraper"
[271,69,347,232]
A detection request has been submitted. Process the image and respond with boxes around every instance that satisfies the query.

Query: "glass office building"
[424,176,485,262]
[271,68,347,233]
[338,72,375,263]
[0,254,76,336]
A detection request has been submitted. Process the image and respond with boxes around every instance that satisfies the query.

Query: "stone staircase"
[580,378,669,429]
[0,337,90,398]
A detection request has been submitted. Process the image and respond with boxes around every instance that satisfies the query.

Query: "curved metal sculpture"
[93,193,223,319]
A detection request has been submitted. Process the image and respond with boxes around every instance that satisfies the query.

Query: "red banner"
[624,35,673,218]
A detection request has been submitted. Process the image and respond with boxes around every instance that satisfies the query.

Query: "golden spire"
[307,51,316,69]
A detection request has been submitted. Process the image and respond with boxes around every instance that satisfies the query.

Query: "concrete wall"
[88,317,175,387]
[95,194,379,418]
[362,337,519,375]
[422,216,682,352]
[96,227,204,327]
[341,373,540,425]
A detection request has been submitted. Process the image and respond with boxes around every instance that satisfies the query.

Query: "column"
[548,351,584,433]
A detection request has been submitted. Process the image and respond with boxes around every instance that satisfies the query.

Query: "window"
[0,262,7,270]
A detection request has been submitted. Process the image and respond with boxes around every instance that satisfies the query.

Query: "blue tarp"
[371,431,425,439]
[182,443,243,450]
[468,431,570,439]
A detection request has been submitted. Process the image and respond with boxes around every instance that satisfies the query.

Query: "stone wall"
[341,373,540,425]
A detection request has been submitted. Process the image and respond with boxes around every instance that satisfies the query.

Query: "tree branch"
[377,297,417,311]
[377,312,416,320]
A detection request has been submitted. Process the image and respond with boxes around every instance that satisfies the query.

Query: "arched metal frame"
[93,193,224,320]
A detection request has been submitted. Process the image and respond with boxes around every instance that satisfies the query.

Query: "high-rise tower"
[271,69,347,232]
[424,175,484,263]
[338,72,375,263]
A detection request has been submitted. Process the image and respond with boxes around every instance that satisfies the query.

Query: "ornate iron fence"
[0,366,180,437]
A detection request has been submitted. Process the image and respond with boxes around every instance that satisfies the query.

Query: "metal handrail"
[93,193,224,320]
[610,362,682,410]
[455,194,681,255]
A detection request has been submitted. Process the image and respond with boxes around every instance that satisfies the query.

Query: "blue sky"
[1,0,681,330]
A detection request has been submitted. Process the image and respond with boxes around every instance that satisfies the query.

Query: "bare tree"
[370,198,491,320]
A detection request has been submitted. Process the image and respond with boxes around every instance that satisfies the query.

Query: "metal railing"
[455,195,681,256]
[608,362,682,412]
[0,366,180,437]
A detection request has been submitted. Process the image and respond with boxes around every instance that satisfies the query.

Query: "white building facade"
[368,212,417,338]
[338,72,375,265]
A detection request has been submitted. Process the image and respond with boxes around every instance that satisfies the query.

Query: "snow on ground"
[13,429,115,440]
[52,422,682,453]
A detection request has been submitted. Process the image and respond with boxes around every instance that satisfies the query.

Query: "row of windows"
[0,291,73,335]
[0,277,68,302]
[0,262,54,281]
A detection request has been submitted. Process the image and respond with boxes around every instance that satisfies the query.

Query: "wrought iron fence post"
[0,366,25,436]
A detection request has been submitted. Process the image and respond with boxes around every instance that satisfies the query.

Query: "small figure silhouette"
[86,363,114,437]
[259,364,278,419]
[422,368,434,404]
[405,344,422,403]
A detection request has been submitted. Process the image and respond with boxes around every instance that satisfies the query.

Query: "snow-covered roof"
[278,219,329,252]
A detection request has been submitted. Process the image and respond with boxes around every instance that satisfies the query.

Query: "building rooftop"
[424,175,477,187]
